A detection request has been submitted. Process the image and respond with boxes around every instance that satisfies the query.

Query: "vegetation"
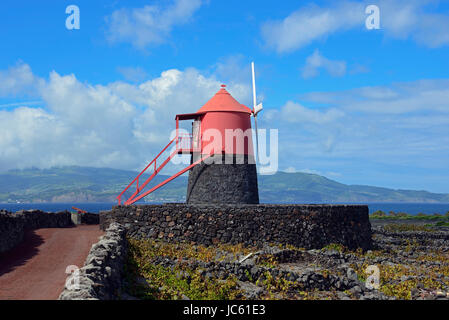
[0,166,187,203]
[124,238,244,300]
[351,247,449,300]
[124,238,342,300]
[434,221,449,227]
[382,224,434,233]
[2,166,449,203]
[370,210,449,221]
[124,233,449,301]
[322,243,346,253]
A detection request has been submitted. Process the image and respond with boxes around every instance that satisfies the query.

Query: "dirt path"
[0,225,103,300]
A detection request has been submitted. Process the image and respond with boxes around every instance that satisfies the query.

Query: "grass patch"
[382,224,434,233]
[434,221,449,227]
[370,210,449,221]
[124,238,242,300]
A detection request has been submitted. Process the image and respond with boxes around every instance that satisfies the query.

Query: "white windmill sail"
[251,62,263,163]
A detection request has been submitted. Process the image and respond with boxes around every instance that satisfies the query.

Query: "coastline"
[1,202,449,215]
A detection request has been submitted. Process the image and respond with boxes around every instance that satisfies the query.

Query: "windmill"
[251,62,263,163]
[117,74,261,205]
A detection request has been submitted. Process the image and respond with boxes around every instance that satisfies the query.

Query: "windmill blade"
[254,103,263,116]
[254,115,259,163]
[251,62,257,112]
[251,62,263,162]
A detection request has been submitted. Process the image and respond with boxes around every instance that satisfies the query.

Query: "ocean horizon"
[1,202,449,215]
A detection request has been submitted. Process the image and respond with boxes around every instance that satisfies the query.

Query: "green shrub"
[372,210,386,217]
[416,212,427,217]
[383,224,433,233]
[435,221,449,227]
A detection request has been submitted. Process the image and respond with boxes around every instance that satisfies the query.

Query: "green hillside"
[0,166,187,203]
[258,172,449,203]
[0,166,448,204]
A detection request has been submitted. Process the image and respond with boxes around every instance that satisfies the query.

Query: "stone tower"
[186,85,259,204]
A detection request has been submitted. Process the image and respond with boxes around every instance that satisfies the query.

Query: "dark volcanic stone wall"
[19,210,73,229]
[0,210,73,254]
[100,204,372,250]
[81,212,100,225]
[59,223,128,300]
[0,211,25,253]
[187,154,259,204]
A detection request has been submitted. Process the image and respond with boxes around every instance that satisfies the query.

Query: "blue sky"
[0,0,448,193]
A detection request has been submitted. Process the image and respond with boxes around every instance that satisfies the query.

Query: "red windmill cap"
[197,85,252,114]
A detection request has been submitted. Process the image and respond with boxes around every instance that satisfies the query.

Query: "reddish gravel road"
[0,225,103,300]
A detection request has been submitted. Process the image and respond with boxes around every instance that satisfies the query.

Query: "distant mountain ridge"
[0,166,448,204]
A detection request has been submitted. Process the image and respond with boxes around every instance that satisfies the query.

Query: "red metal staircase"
[117,134,210,206]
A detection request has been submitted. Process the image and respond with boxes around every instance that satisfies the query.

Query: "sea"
[0,202,449,215]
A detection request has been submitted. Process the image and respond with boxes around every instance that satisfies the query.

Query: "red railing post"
[116,114,205,206]
[116,137,176,205]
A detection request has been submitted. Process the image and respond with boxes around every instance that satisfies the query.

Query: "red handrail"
[117,137,176,205]
[72,207,87,214]
[117,133,206,206]
[124,153,212,205]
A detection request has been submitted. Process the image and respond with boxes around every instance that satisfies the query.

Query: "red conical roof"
[197,85,252,114]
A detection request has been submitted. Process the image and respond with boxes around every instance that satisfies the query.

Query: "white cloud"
[261,1,365,53]
[0,101,43,108]
[0,107,68,169]
[0,61,251,173]
[299,168,322,175]
[279,101,344,124]
[282,167,323,175]
[302,79,449,114]
[301,49,346,78]
[105,0,203,49]
[349,63,370,75]
[266,77,449,188]
[326,171,342,178]
[261,0,449,53]
[379,0,449,48]
[0,62,44,97]
[1,63,448,192]
[117,66,148,82]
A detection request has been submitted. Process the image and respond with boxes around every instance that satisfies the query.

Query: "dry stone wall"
[58,223,128,300]
[100,204,373,250]
[0,210,72,253]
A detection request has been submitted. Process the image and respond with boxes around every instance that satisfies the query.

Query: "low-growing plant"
[372,210,386,217]
[323,243,346,253]
[434,221,449,227]
[125,238,242,300]
[417,212,427,217]
[383,224,433,233]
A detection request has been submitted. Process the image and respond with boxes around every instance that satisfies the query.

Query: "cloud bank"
[261,0,449,53]
[0,61,249,172]
[301,50,347,79]
[105,0,203,49]
[1,61,448,191]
